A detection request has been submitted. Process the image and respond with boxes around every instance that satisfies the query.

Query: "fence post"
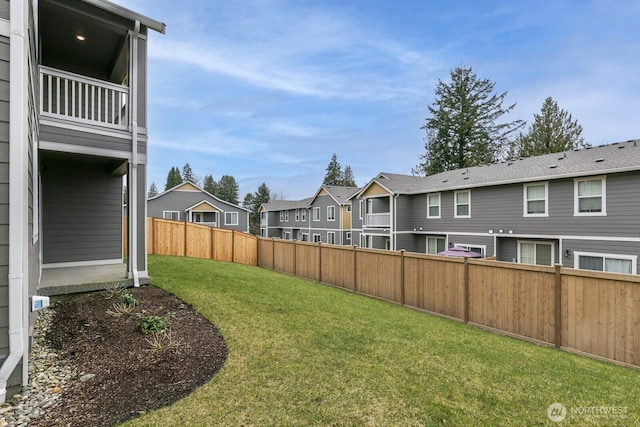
[463,256,469,323]
[318,242,322,283]
[353,245,358,293]
[231,230,236,263]
[152,217,157,255]
[183,220,188,257]
[271,238,275,270]
[400,250,406,306]
[293,241,297,277]
[554,264,562,349]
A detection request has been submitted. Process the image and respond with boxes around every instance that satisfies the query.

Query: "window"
[361,235,372,248]
[347,204,352,212]
[427,237,446,254]
[225,212,239,225]
[574,177,606,216]
[313,234,321,243]
[524,183,548,217]
[518,241,553,266]
[295,209,300,221]
[284,231,291,240]
[359,200,363,219]
[163,211,179,220]
[301,209,307,221]
[455,243,485,257]
[575,252,636,274]
[327,232,335,244]
[454,190,470,218]
[284,211,289,221]
[193,212,203,223]
[279,211,284,221]
[346,232,352,242]
[313,207,320,221]
[301,233,309,242]
[260,211,266,220]
[427,193,441,218]
[327,206,336,221]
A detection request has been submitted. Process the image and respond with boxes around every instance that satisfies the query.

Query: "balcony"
[40,66,129,131]
[365,213,390,227]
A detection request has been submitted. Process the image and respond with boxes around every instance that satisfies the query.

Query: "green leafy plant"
[137,311,171,335]
[120,289,139,308]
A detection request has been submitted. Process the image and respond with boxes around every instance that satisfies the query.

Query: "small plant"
[120,289,139,308]
[145,328,181,352]
[106,301,136,317]
[103,281,124,300]
[137,311,172,335]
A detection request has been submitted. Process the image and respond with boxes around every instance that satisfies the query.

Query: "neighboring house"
[148,182,250,233]
[260,185,359,244]
[0,0,164,401]
[260,198,313,240]
[353,139,640,274]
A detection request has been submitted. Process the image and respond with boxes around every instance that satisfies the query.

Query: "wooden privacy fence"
[258,238,640,369]
[127,219,640,369]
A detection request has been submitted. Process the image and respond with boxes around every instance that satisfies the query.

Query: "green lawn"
[124,255,639,426]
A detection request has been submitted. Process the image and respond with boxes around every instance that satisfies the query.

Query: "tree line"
[413,65,588,176]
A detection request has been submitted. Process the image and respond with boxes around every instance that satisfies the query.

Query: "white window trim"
[301,233,309,241]
[163,210,179,220]
[426,236,446,254]
[517,240,555,266]
[523,182,549,217]
[295,209,300,221]
[359,200,363,219]
[301,210,307,221]
[327,205,336,221]
[454,190,471,218]
[574,176,607,217]
[225,211,239,225]
[327,231,335,244]
[313,207,321,221]
[284,211,289,222]
[574,251,637,275]
[427,193,441,219]
[284,231,291,240]
[454,243,485,257]
[346,231,352,241]
[279,211,284,221]
[313,233,321,242]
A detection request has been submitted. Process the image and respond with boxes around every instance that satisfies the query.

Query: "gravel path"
[0,306,73,426]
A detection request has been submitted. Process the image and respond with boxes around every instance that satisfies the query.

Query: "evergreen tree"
[323,154,343,185]
[247,183,271,235]
[510,97,589,158]
[413,65,524,175]
[164,166,183,190]
[342,165,356,187]
[215,175,240,205]
[203,174,217,194]
[242,192,254,210]
[181,163,199,185]
[147,182,159,198]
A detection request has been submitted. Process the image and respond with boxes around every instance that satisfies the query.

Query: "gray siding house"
[148,181,250,233]
[354,139,640,275]
[260,185,359,244]
[0,0,164,400]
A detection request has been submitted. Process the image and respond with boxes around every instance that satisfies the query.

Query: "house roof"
[148,181,250,212]
[82,0,166,33]
[359,139,640,196]
[309,185,360,206]
[261,197,314,212]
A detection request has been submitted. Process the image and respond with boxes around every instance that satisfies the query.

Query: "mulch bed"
[33,286,228,427]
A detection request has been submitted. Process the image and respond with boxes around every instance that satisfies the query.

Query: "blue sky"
[119,0,639,200]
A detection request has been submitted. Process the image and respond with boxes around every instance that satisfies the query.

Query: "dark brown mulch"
[33,286,228,427]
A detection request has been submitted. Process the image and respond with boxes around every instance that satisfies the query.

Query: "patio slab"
[38,264,150,296]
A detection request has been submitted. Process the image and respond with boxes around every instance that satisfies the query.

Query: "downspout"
[0,0,28,403]
[392,194,398,250]
[129,21,140,287]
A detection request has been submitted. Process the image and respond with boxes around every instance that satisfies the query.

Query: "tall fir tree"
[181,163,199,185]
[413,65,524,176]
[202,174,217,194]
[509,97,589,158]
[215,175,240,205]
[323,154,343,185]
[342,165,356,187]
[164,166,183,190]
[147,182,159,198]
[247,182,271,235]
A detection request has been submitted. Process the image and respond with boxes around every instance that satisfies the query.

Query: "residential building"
[0,0,164,401]
[260,198,313,240]
[353,139,640,274]
[147,181,250,232]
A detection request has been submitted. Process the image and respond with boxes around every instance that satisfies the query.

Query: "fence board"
[356,249,401,303]
[273,240,296,275]
[234,232,258,265]
[295,243,320,282]
[319,245,355,291]
[186,223,211,259]
[212,229,234,262]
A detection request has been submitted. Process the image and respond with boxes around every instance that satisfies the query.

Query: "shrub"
[137,311,171,335]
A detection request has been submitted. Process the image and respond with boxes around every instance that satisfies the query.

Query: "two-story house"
[354,139,640,274]
[0,0,164,401]
[260,198,313,240]
[147,181,250,232]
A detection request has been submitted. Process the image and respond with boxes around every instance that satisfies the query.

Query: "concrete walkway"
[38,264,148,296]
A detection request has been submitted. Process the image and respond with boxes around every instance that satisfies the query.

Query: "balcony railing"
[365,213,390,227]
[40,66,129,130]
